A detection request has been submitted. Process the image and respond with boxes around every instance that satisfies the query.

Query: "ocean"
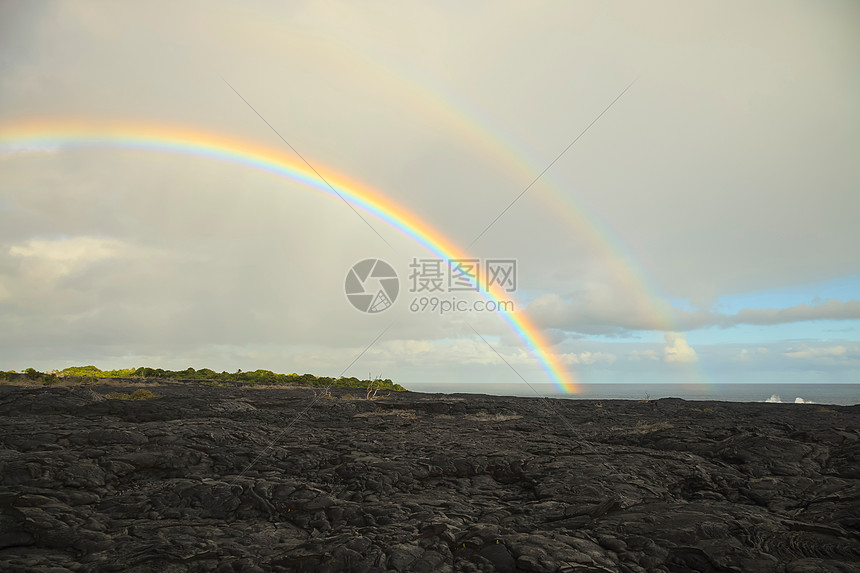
[403,382,860,406]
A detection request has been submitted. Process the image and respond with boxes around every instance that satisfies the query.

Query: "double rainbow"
[0,120,580,393]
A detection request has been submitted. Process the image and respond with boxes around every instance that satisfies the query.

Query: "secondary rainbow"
[0,119,580,393]
[306,49,708,385]
[285,38,678,329]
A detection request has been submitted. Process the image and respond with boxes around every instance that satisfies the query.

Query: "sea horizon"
[402,382,860,406]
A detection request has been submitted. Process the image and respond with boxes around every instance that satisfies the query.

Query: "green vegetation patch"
[123,367,405,391]
[105,389,157,401]
[0,368,61,385]
[60,366,137,378]
[18,366,408,392]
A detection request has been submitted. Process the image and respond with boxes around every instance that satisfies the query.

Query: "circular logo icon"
[345,258,399,313]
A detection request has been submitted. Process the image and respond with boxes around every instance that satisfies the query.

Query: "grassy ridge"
[0,366,406,391]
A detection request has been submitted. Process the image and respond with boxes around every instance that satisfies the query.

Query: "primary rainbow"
[0,119,580,393]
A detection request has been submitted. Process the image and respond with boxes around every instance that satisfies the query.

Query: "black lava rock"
[0,383,858,572]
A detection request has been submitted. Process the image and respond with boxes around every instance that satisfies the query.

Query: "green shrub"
[105,389,157,401]
[129,389,156,400]
[61,365,104,377]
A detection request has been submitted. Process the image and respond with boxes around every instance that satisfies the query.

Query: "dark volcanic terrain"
[0,382,858,572]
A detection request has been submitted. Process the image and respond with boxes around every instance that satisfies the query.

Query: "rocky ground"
[0,382,858,573]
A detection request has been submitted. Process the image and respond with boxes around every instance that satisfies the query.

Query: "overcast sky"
[1,1,858,392]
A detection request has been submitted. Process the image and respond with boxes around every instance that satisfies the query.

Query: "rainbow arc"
[0,119,580,393]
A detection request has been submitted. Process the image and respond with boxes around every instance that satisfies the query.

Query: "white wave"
[764,394,814,404]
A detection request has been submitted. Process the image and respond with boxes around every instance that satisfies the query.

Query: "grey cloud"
[528,293,860,334]
[726,300,860,326]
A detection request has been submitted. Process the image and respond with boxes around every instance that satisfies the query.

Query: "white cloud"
[369,338,539,369]
[664,332,698,363]
[784,345,851,360]
[9,236,122,263]
[380,339,435,356]
[735,348,753,362]
[8,236,126,281]
[628,349,659,361]
[559,351,616,366]
[0,142,60,160]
